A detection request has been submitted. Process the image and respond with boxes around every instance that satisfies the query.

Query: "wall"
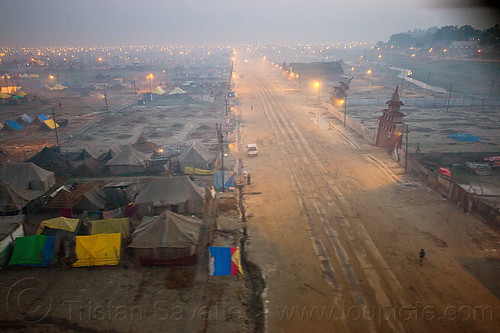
[323,102,377,145]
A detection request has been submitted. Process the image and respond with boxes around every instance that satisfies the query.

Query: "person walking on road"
[247,172,251,185]
[419,249,426,266]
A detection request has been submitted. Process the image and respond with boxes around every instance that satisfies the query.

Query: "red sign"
[439,167,451,178]
[483,156,500,162]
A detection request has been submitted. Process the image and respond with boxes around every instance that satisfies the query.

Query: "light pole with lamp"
[315,81,320,107]
[147,74,154,101]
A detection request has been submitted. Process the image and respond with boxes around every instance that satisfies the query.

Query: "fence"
[345,96,499,108]
[408,154,500,233]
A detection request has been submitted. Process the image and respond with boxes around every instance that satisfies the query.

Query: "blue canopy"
[5,120,24,130]
[37,114,49,121]
[447,133,482,142]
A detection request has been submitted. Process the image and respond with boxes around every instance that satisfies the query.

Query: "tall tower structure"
[375,86,407,155]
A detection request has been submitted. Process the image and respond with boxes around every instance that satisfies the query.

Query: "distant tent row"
[5,209,203,267]
[5,215,131,267]
[2,113,59,131]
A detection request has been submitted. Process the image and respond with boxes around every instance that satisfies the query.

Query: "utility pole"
[425,72,431,89]
[104,91,109,118]
[405,125,409,174]
[217,123,225,192]
[133,80,137,104]
[225,95,228,117]
[400,68,405,97]
[343,96,347,128]
[51,107,60,152]
[490,78,495,99]
[446,84,453,112]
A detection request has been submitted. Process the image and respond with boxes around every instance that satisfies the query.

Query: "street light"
[366,69,373,87]
[341,98,347,127]
[147,74,154,101]
[315,81,320,107]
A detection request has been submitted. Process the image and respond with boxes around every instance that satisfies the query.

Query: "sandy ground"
[237,54,500,332]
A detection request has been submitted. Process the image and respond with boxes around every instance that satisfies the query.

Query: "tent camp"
[135,176,205,215]
[9,235,56,266]
[89,218,130,238]
[37,217,80,235]
[45,183,106,212]
[17,114,34,125]
[168,87,187,95]
[0,162,55,192]
[153,86,166,95]
[0,181,44,213]
[49,83,66,91]
[40,119,59,130]
[35,114,49,124]
[178,141,213,172]
[131,134,159,154]
[4,120,24,131]
[26,146,71,173]
[71,157,105,177]
[98,144,123,163]
[72,233,121,267]
[76,146,104,161]
[105,145,152,175]
[0,215,24,266]
[128,210,203,266]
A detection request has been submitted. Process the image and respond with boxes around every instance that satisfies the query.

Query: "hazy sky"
[0,0,497,47]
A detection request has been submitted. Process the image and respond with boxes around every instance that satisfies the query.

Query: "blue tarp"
[5,120,24,130]
[447,133,482,142]
[209,247,238,276]
[214,171,234,190]
[38,114,49,121]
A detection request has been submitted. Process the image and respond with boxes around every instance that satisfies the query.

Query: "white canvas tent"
[105,145,152,175]
[0,162,55,192]
[135,176,205,215]
[178,141,213,172]
[128,210,203,265]
[168,87,187,95]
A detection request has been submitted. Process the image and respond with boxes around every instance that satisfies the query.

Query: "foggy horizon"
[0,0,497,47]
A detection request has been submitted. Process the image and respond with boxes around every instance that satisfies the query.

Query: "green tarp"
[8,235,55,266]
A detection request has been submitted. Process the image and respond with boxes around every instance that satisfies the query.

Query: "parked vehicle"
[247,144,258,157]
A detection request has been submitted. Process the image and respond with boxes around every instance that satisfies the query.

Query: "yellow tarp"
[73,233,121,267]
[16,91,27,97]
[37,217,80,234]
[184,166,213,175]
[42,119,59,129]
[0,92,10,99]
[90,218,130,238]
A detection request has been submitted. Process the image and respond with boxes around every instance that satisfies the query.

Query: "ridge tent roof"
[0,181,43,212]
[128,210,202,249]
[0,162,55,191]
[168,87,187,95]
[135,176,204,206]
[178,141,212,164]
[105,145,152,166]
[37,217,80,234]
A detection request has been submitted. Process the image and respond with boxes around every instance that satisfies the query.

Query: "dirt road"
[237,55,500,332]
